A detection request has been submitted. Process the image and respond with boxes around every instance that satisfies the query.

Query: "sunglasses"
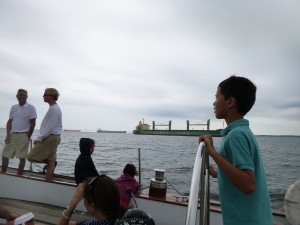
[85,174,106,206]
[43,94,52,97]
[86,174,106,186]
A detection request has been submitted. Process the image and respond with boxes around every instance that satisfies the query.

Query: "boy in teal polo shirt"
[200,76,273,225]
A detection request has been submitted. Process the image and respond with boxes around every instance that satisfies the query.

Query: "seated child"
[74,138,99,185]
[115,164,139,206]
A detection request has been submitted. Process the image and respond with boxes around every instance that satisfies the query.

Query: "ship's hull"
[133,129,222,137]
[64,130,81,132]
[97,130,126,133]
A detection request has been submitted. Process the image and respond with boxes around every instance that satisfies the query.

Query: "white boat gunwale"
[3,171,77,186]
[0,166,287,225]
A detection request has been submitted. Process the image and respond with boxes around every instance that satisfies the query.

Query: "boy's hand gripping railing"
[185,142,210,225]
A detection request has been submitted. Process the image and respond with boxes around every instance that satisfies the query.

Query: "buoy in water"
[284,179,300,225]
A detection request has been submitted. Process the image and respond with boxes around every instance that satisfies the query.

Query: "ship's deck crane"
[187,120,210,131]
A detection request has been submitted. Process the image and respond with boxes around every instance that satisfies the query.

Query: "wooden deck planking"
[0,198,94,225]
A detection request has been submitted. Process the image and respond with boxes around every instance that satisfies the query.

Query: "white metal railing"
[185,142,210,225]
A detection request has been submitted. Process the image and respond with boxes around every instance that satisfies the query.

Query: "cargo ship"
[63,129,81,132]
[133,119,222,137]
[97,129,126,134]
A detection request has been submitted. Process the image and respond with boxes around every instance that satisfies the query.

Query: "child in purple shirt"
[115,164,139,206]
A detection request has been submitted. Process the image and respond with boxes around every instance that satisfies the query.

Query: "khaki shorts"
[2,133,29,159]
[27,135,61,163]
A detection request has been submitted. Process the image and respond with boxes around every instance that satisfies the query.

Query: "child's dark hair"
[84,175,127,222]
[123,164,137,177]
[219,75,256,115]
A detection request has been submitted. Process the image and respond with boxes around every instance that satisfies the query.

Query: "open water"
[0,129,299,212]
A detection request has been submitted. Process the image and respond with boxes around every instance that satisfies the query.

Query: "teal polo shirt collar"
[221,119,249,136]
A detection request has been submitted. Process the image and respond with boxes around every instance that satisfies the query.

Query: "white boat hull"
[0,168,287,225]
[0,171,86,212]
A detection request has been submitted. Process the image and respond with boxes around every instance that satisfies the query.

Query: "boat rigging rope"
[31,163,44,169]
[165,178,185,196]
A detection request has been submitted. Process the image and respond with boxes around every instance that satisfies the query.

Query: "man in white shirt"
[27,88,62,181]
[2,89,37,175]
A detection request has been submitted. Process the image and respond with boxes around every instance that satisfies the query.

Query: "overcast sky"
[0,1,299,135]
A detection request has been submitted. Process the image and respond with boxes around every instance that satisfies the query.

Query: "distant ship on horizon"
[97,129,126,134]
[133,119,222,137]
[64,129,81,132]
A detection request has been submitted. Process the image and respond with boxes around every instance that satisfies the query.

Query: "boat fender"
[284,179,300,225]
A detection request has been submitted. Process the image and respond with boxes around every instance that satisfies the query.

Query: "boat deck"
[0,197,94,225]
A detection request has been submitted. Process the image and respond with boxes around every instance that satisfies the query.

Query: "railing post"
[200,145,210,225]
[138,148,141,185]
[185,142,204,225]
[29,139,33,171]
[205,150,210,224]
[185,142,210,225]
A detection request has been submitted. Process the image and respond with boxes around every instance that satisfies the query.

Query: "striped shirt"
[77,218,112,225]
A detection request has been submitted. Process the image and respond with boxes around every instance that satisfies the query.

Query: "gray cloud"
[0,0,299,135]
